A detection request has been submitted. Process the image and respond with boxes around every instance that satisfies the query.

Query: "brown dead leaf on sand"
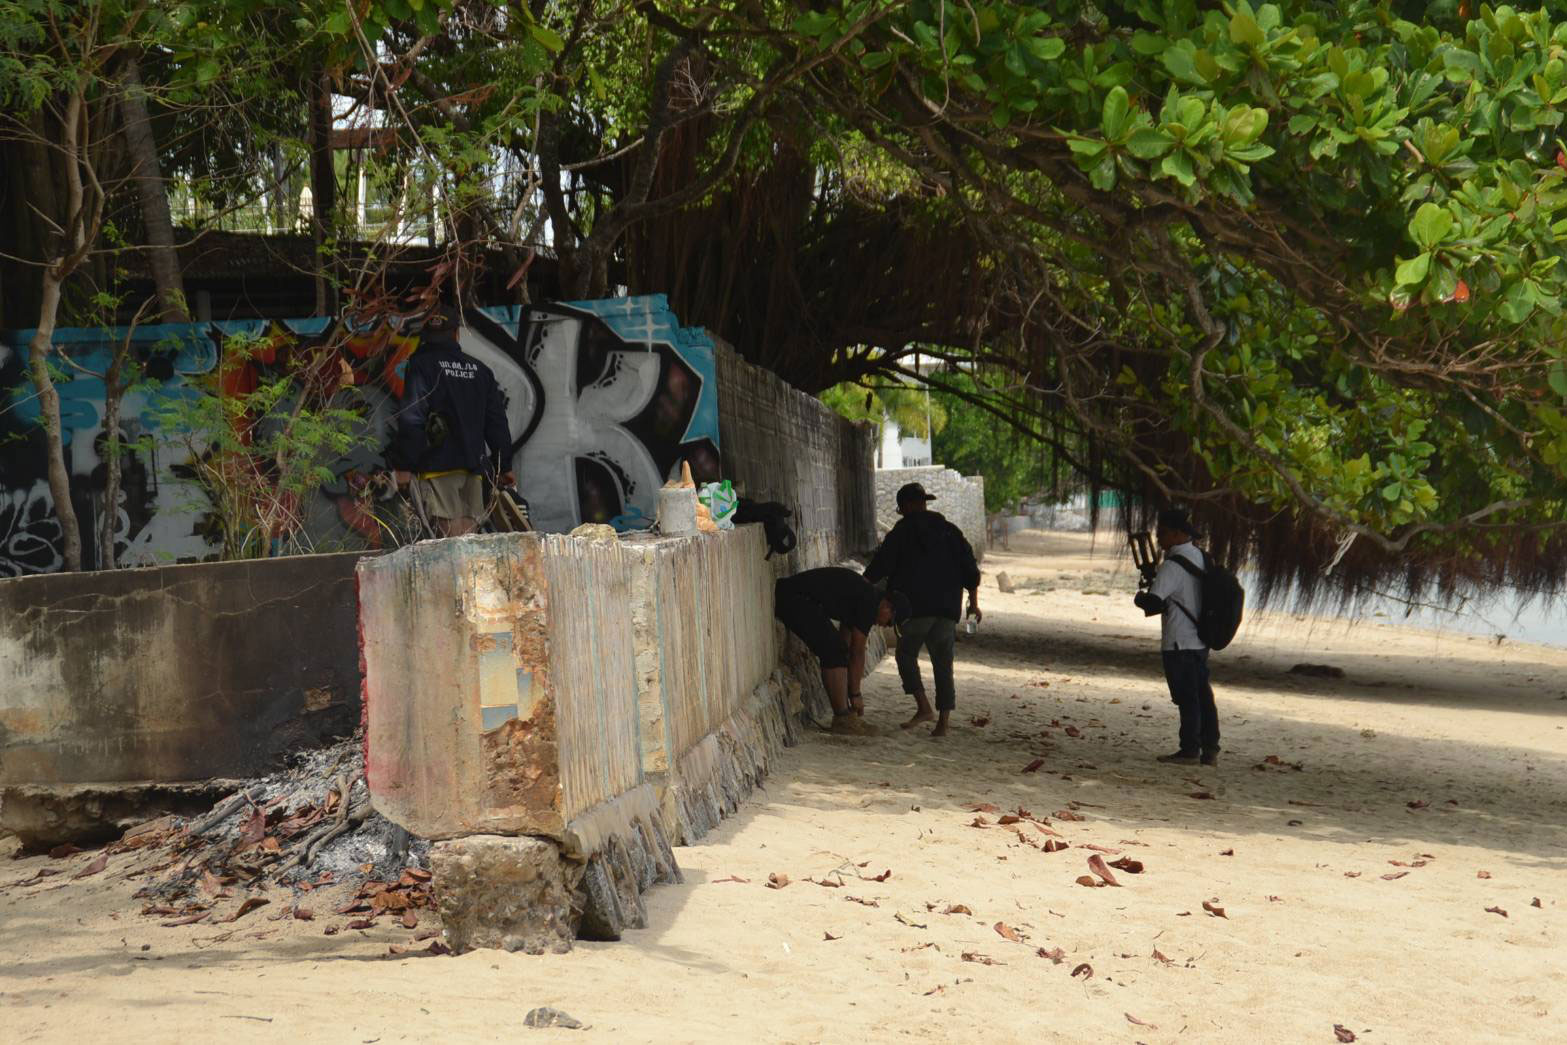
[1485,906,1508,918]
[712,876,750,884]
[943,904,972,916]
[1381,872,1409,881]
[766,873,791,889]
[1109,857,1145,874]
[965,803,1000,814]
[844,896,879,907]
[1152,948,1172,965]
[962,952,1003,965]
[1070,963,1093,979]
[1087,854,1121,886]
[1126,1013,1157,1028]
[1531,898,1543,908]
[1202,901,1228,919]
[823,932,841,941]
[1476,871,1492,879]
[1334,1025,1358,1042]
[161,911,210,927]
[216,897,269,923]
[1188,792,1217,800]
[969,817,992,829]
[1075,875,1103,888]
[863,869,893,883]
[1022,759,1045,773]
[1037,947,1066,963]
[73,853,109,879]
[993,922,1026,943]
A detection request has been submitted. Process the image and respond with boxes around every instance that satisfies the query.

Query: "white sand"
[4,529,1565,1043]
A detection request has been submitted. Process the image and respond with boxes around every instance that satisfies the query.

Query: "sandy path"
[4,529,1565,1044]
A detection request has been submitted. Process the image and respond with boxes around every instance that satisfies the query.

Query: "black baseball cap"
[896,482,937,510]
[884,589,913,623]
[1157,508,1196,536]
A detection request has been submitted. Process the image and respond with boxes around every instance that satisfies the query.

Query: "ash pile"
[111,736,438,932]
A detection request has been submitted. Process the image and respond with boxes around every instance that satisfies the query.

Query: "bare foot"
[901,710,936,729]
[929,722,949,738]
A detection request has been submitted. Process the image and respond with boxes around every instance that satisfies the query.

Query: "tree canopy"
[6,1,1567,599]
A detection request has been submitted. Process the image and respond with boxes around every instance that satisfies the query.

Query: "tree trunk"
[28,272,83,572]
[98,334,131,570]
[119,54,188,323]
[308,73,338,315]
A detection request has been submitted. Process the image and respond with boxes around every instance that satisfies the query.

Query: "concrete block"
[359,532,640,841]
[0,551,365,842]
[429,834,580,954]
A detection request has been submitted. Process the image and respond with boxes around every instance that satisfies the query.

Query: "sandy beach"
[4,529,1565,1044]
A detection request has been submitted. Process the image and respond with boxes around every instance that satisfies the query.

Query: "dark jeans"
[1162,649,1219,755]
[896,616,957,711]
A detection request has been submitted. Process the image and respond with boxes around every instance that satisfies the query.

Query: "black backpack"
[733,498,798,560]
[1170,549,1245,651]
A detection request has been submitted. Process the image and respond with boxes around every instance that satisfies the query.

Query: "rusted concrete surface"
[0,553,365,790]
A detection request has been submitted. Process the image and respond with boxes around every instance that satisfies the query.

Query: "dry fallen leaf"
[1070,962,1093,979]
[864,869,893,883]
[1109,857,1145,874]
[994,921,1026,943]
[970,715,991,727]
[966,803,1000,814]
[943,904,972,916]
[1064,726,1082,738]
[160,911,210,927]
[998,815,1022,826]
[1476,871,1492,879]
[1075,875,1101,888]
[1043,839,1070,853]
[347,918,377,930]
[1054,810,1084,822]
[962,952,1002,965]
[217,897,270,923]
[402,910,419,930]
[73,853,109,879]
[1188,791,1216,801]
[1531,897,1543,909]
[969,817,992,829]
[712,875,750,884]
[1219,848,1235,856]
[923,985,944,996]
[1087,854,1121,887]
[823,932,841,941]
[293,908,315,921]
[1082,844,1120,855]
[1037,946,1066,963]
[1151,948,1172,965]
[1334,1025,1357,1042]
[1202,901,1228,919]
[844,895,879,907]
[48,843,82,859]
[766,873,791,890]
[1485,906,1508,918]
[1022,759,1045,774]
[1343,872,1362,879]
[1380,872,1409,881]
[895,912,927,928]
[1126,1013,1157,1029]
[1407,800,1429,810]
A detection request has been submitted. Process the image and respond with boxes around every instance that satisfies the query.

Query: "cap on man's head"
[420,305,460,337]
[1156,508,1196,536]
[884,589,913,624]
[896,482,937,510]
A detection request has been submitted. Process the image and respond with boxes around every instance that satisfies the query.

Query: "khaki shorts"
[413,471,485,522]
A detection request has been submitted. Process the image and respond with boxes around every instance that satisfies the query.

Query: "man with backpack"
[1133,508,1233,767]
[386,305,514,537]
[865,482,981,738]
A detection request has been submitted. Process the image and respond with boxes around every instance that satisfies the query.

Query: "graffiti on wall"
[0,295,720,575]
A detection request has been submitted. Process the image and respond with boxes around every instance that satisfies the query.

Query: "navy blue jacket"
[386,334,512,474]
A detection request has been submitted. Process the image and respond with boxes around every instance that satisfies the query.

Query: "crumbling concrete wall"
[0,552,365,845]
[875,465,987,561]
[715,343,878,568]
[360,526,889,951]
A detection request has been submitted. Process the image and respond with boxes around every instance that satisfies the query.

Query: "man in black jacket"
[386,306,514,536]
[864,482,981,737]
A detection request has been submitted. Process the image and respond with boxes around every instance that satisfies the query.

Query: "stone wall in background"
[874,466,987,561]
[715,343,878,569]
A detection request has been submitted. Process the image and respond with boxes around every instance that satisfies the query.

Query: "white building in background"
[879,418,931,469]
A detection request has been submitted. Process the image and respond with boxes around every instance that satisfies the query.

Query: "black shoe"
[1200,750,1220,767]
[1157,751,1200,765]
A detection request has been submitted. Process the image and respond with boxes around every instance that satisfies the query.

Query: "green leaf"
[861,50,892,70]
[529,23,565,53]
[1131,32,1166,56]
[1550,362,1567,399]
[324,10,351,36]
[1230,12,1265,48]
[1025,36,1065,62]
[1395,252,1431,286]
[1068,138,1107,159]
[1409,203,1455,250]
[1126,128,1174,159]
[1090,154,1116,190]
[1101,86,1131,141]
[1160,150,1196,187]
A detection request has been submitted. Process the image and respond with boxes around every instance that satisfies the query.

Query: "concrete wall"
[0,552,365,790]
[715,343,878,569]
[875,466,987,560]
